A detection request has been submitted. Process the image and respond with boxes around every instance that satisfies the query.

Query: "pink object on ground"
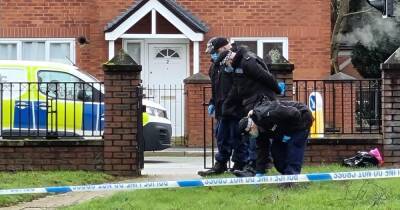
[369,148,384,166]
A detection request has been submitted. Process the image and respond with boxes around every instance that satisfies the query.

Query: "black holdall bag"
[342,148,384,167]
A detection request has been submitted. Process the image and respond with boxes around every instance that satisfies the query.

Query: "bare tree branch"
[343,8,374,17]
[330,0,350,74]
[331,1,337,13]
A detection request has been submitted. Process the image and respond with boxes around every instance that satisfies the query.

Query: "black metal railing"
[202,86,216,169]
[142,84,185,146]
[0,82,104,138]
[136,86,144,169]
[293,79,382,136]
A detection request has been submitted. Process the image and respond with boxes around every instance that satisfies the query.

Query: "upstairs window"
[231,37,289,64]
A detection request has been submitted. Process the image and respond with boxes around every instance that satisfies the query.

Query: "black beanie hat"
[211,37,229,53]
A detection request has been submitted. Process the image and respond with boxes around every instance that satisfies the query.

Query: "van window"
[0,68,28,99]
[0,68,28,83]
[37,70,102,102]
[38,70,83,100]
[146,106,167,119]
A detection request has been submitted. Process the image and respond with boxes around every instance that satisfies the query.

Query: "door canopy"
[104,0,208,41]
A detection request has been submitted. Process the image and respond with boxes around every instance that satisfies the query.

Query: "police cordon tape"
[1,168,400,195]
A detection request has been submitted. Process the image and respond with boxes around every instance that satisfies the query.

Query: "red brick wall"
[0,0,134,80]
[179,0,331,80]
[0,0,330,80]
[0,141,103,171]
[305,141,382,165]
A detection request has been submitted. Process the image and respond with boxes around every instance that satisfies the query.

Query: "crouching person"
[239,100,313,175]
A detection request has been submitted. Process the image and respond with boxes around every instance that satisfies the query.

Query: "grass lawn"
[65,165,400,210]
[0,171,115,207]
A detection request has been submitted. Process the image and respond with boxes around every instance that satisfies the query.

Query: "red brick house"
[0,0,331,80]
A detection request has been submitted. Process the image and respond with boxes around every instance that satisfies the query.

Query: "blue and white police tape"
[1,169,400,195]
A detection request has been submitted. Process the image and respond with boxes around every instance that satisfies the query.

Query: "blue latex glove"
[224,66,234,73]
[207,104,215,116]
[278,82,286,95]
[282,135,291,143]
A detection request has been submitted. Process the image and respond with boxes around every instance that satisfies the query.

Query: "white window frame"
[230,37,289,60]
[0,38,75,64]
[0,41,21,59]
[122,39,145,65]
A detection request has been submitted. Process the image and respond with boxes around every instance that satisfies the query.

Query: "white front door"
[147,44,187,86]
[147,43,187,138]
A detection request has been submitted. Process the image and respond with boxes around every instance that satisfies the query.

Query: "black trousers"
[271,130,309,175]
[255,132,272,173]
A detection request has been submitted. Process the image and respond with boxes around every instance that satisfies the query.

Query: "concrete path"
[1,156,212,210]
[144,147,217,157]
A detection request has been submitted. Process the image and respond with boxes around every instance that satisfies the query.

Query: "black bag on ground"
[342,151,379,167]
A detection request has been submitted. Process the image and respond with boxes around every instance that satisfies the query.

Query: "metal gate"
[137,86,144,169]
[202,86,216,169]
[142,85,186,145]
[202,86,232,169]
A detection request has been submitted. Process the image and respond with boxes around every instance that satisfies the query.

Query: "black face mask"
[210,53,219,62]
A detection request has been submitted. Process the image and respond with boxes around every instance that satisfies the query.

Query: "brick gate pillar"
[103,50,142,176]
[268,63,295,101]
[381,48,400,166]
[184,73,211,147]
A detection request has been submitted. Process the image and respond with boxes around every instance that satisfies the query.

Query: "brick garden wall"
[304,138,382,165]
[0,141,103,171]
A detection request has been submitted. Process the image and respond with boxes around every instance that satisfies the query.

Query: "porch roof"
[104,0,208,33]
